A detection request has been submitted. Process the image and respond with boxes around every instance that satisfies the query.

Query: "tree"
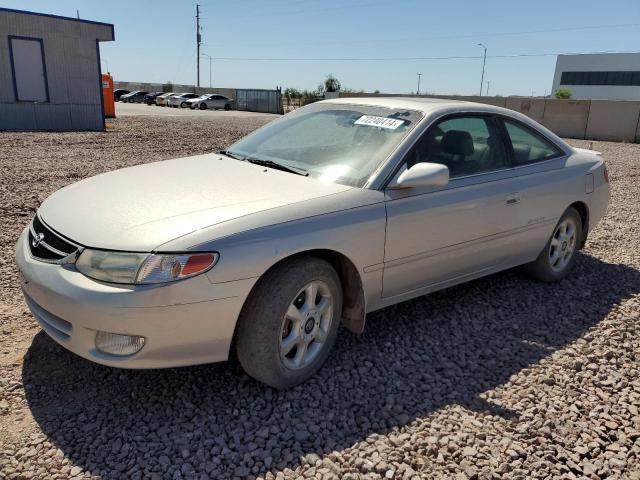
[324,74,341,93]
[554,88,572,99]
[284,87,301,98]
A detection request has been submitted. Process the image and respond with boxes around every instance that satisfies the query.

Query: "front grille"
[28,215,80,263]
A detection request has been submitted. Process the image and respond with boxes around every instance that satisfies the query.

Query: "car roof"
[320,96,571,151]
[321,96,498,115]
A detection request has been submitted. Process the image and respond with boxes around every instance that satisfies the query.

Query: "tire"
[235,256,342,389]
[524,207,582,282]
[224,103,232,111]
[180,102,188,108]
[199,103,207,110]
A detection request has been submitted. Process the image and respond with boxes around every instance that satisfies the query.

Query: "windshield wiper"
[245,157,309,176]
[219,150,244,161]
[219,150,308,176]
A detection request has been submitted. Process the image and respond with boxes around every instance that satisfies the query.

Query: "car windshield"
[226,103,423,187]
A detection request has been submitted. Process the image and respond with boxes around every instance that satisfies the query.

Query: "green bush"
[554,88,573,99]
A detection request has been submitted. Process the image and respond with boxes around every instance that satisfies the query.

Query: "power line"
[204,22,640,48]
[201,49,640,62]
[211,0,410,20]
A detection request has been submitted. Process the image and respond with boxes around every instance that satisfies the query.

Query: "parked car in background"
[114,89,130,101]
[15,98,609,389]
[187,94,234,110]
[144,92,165,105]
[120,91,149,103]
[167,93,199,108]
[155,93,176,106]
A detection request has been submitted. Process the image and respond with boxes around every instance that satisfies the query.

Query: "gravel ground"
[1,116,639,480]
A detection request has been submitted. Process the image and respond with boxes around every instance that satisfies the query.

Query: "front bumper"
[15,228,256,368]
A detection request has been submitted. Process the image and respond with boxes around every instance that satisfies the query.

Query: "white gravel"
[1,117,639,480]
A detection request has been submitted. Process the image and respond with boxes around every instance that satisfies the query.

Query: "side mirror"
[394,162,450,189]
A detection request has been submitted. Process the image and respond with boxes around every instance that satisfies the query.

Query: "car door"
[382,114,524,299]
[490,117,572,262]
[212,95,226,108]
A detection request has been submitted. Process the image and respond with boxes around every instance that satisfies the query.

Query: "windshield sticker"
[354,115,405,130]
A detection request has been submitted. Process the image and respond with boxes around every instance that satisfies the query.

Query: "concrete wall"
[552,53,640,101]
[541,100,591,139]
[586,100,640,142]
[338,92,640,142]
[0,8,114,131]
[505,98,545,123]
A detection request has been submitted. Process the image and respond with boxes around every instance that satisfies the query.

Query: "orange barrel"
[102,74,115,118]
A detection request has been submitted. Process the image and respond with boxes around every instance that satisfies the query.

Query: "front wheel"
[199,103,207,110]
[525,207,582,282]
[180,102,188,108]
[235,256,342,389]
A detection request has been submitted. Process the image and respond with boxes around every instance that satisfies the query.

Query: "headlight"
[75,249,218,284]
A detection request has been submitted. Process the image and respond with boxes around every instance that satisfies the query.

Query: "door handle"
[505,192,521,205]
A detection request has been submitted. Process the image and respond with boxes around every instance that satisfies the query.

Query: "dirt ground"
[0,116,639,479]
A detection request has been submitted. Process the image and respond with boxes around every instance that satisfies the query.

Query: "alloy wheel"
[549,218,578,272]
[279,281,333,370]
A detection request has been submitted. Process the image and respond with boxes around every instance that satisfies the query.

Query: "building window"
[561,71,640,87]
[8,36,49,102]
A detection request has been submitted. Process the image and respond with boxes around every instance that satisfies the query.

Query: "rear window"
[503,120,563,164]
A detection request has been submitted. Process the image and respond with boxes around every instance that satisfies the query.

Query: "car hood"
[39,153,352,251]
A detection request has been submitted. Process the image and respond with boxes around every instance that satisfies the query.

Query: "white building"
[551,53,640,101]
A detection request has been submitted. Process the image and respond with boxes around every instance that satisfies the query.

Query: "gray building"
[0,8,114,131]
[552,53,640,101]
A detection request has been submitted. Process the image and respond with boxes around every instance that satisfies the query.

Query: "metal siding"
[0,9,113,131]
[235,89,283,114]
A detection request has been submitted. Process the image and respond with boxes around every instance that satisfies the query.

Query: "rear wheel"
[224,103,232,111]
[525,207,582,282]
[235,256,342,389]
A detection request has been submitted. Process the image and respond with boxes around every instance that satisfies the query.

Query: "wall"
[0,8,114,131]
[552,53,640,101]
[338,92,640,142]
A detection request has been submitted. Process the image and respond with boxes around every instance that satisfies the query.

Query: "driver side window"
[407,116,508,178]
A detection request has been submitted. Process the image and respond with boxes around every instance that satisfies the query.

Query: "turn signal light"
[182,254,217,276]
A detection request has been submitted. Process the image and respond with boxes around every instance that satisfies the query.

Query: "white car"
[167,93,199,108]
[188,94,234,110]
[155,92,176,106]
[15,97,609,389]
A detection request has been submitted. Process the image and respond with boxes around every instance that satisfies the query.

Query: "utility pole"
[417,73,422,95]
[201,53,213,88]
[196,4,202,87]
[477,43,487,96]
[486,80,490,96]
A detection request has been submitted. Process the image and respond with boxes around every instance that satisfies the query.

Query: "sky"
[4,0,640,96]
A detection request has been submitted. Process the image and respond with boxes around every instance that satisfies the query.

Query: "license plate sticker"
[354,115,405,130]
